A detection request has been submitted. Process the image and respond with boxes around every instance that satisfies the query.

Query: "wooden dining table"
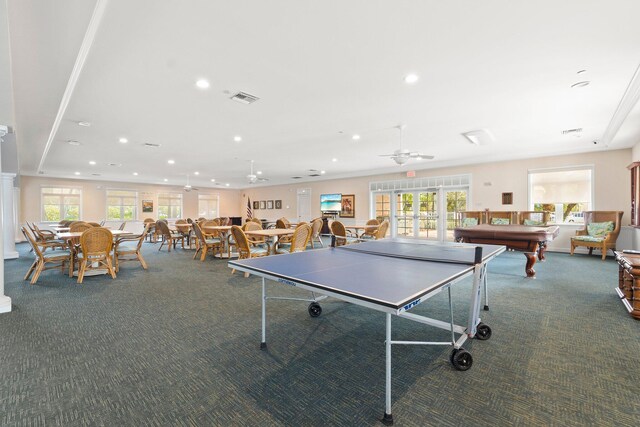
[245,228,295,254]
[346,224,378,237]
[56,229,133,277]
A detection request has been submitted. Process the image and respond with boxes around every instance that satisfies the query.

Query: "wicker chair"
[156,220,185,252]
[570,211,624,260]
[309,218,324,248]
[375,220,390,239]
[87,222,102,227]
[360,219,380,239]
[21,227,72,284]
[192,222,223,261]
[27,222,67,250]
[250,217,262,225]
[330,220,358,246]
[174,219,192,248]
[77,227,116,284]
[230,225,269,277]
[113,224,150,272]
[486,211,517,225]
[143,218,156,242]
[459,211,485,227]
[118,221,127,231]
[276,224,312,254]
[518,211,551,226]
[276,218,295,245]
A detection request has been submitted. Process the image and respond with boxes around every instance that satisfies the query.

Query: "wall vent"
[291,176,302,179]
[561,128,582,135]
[143,142,161,148]
[91,173,101,176]
[308,174,321,177]
[230,91,260,104]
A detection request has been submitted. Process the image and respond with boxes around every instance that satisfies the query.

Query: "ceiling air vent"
[291,176,302,179]
[561,128,582,135]
[308,174,321,177]
[230,91,260,105]
[143,142,161,148]
[91,173,101,176]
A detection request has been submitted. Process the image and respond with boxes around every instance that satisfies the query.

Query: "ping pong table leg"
[261,278,267,350]
[483,264,490,311]
[466,264,483,338]
[382,313,393,425]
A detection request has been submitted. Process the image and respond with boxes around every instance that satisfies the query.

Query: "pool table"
[453,224,560,278]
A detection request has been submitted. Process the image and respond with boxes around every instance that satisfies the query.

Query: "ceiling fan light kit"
[379,124,434,165]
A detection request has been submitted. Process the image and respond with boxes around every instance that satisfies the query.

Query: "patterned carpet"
[1,241,639,426]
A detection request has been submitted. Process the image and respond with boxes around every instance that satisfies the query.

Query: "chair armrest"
[575,230,588,236]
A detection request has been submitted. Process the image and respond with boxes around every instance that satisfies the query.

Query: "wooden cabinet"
[614,251,640,319]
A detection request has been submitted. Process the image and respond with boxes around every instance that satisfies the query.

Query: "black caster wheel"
[449,348,459,365]
[475,323,492,341]
[308,302,322,318]
[451,348,473,371]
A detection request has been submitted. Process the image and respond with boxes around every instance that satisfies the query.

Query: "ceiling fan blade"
[379,154,398,157]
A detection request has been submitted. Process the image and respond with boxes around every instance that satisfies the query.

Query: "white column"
[2,173,18,259]
[0,171,12,313]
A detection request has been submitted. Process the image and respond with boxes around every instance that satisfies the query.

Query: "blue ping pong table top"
[228,239,505,310]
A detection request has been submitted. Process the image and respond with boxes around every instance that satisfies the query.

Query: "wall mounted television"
[320,193,342,212]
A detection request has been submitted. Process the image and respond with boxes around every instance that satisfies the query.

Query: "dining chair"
[113,224,150,272]
[375,220,390,239]
[276,224,312,254]
[230,225,269,277]
[29,222,67,250]
[99,220,106,226]
[118,221,127,230]
[192,222,223,261]
[360,219,381,239]
[174,219,192,248]
[77,227,117,284]
[87,222,102,227]
[309,218,324,248]
[156,220,184,252]
[21,226,72,284]
[143,218,156,242]
[330,220,358,246]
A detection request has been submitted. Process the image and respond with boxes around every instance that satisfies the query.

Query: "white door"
[297,188,312,222]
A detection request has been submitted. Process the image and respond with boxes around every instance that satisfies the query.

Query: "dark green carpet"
[1,242,639,426]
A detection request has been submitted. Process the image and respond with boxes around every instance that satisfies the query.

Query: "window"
[198,194,219,219]
[375,194,391,222]
[106,189,137,221]
[158,193,182,219]
[41,187,81,222]
[529,166,593,224]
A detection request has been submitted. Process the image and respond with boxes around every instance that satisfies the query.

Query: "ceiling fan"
[183,174,199,192]
[379,124,434,165]
[247,160,269,184]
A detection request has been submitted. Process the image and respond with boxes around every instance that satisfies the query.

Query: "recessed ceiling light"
[89,161,96,165]
[256,171,262,175]
[225,183,230,187]
[332,158,338,162]
[133,172,138,176]
[119,137,128,143]
[352,134,361,140]
[194,171,199,175]
[234,135,242,142]
[163,178,168,182]
[67,140,81,146]
[404,74,419,84]
[74,171,80,175]
[571,81,590,88]
[168,160,175,164]
[196,79,210,89]
[320,170,326,174]
[78,121,91,127]
[210,179,216,182]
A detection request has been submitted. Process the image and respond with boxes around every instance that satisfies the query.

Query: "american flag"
[247,198,253,219]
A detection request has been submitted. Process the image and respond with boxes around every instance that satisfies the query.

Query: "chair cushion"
[491,218,510,225]
[573,235,604,243]
[205,238,221,245]
[462,218,478,227]
[43,250,71,259]
[587,221,614,238]
[116,243,137,252]
[250,246,268,256]
[523,219,543,226]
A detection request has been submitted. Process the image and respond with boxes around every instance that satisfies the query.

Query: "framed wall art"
[253,201,259,210]
[275,200,282,209]
[267,200,274,209]
[340,194,355,218]
[260,200,266,209]
[142,200,153,213]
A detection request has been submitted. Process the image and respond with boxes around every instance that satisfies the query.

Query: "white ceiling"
[7,0,640,189]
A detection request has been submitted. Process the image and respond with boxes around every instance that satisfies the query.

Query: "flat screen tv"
[320,193,342,213]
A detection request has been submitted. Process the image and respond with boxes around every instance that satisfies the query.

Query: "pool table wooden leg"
[525,252,537,278]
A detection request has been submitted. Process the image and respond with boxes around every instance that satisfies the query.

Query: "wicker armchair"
[27,222,67,250]
[174,219,192,248]
[77,227,116,283]
[113,224,150,272]
[309,218,324,248]
[192,222,223,261]
[486,211,517,225]
[375,220,390,239]
[87,222,102,227]
[118,221,127,230]
[570,211,624,260]
[518,211,551,226]
[230,225,269,277]
[330,220,358,246]
[21,227,72,284]
[276,224,312,254]
[360,219,380,239]
[156,220,185,251]
[459,211,485,227]
[143,218,156,242]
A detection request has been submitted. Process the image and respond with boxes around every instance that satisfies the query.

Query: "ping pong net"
[333,238,483,265]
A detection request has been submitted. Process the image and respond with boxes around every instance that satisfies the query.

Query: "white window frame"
[198,193,220,219]
[106,188,138,221]
[527,164,595,224]
[157,192,183,220]
[40,186,83,222]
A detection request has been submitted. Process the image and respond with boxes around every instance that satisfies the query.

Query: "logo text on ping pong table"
[403,298,421,311]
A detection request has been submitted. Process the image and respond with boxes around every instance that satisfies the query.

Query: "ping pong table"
[228,238,505,425]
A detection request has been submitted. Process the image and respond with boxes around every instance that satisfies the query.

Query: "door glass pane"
[396,193,414,237]
[446,190,467,241]
[418,192,437,240]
